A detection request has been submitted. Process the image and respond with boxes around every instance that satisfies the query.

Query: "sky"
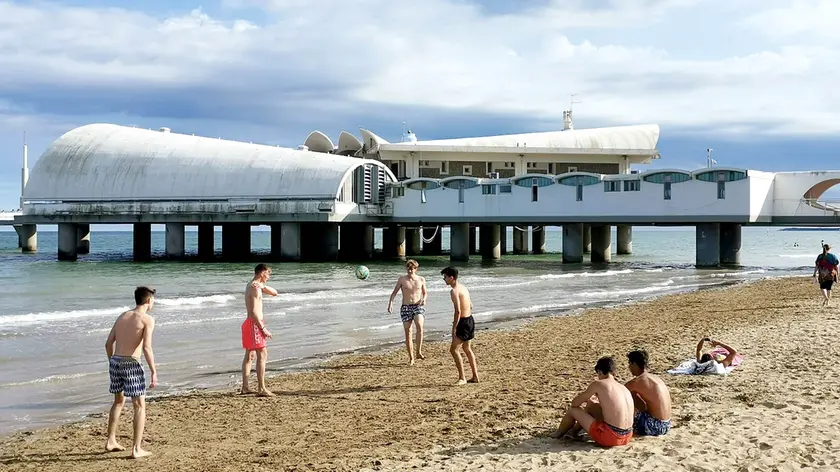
[1,0,839,212]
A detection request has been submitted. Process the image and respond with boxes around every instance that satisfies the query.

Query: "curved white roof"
[402,124,660,151]
[25,124,394,201]
[337,131,363,155]
[303,130,335,153]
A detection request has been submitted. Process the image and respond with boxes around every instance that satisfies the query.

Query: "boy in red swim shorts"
[240,264,278,396]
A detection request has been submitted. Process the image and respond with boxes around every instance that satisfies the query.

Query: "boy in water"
[104,286,158,459]
[387,259,428,365]
[441,266,479,385]
[241,264,278,396]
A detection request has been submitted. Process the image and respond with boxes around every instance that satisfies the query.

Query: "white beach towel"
[667,359,735,376]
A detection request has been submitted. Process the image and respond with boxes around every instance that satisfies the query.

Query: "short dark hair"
[255,263,270,274]
[700,353,713,363]
[627,350,648,370]
[135,286,156,306]
[595,356,615,375]
[440,266,459,279]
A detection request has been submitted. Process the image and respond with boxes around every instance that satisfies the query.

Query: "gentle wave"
[709,269,766,278]
[538,269,634,280]
[0,372,101,389]
[575,283,704,299]
[156,294,237,307]
[0,306,131,327]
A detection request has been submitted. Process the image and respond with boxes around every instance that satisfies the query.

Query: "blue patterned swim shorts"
[109,355,146,397]
[400,303,425,323]
[633,410,671,436]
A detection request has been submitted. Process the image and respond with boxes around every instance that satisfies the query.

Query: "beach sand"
[2,277,839,471]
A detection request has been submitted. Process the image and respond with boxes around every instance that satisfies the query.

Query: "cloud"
[0,0,838,142]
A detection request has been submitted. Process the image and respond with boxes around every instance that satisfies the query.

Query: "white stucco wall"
[772,171,840,217]
[747,170,775,222]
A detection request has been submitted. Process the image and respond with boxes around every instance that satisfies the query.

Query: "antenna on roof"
[706,148,716,168]
[563,93,581,131]
[21,130,29,209]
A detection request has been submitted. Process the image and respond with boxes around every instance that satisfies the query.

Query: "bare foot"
[239,388,254,395]
[257,389,275,397]
[467,378,480,383]
[417,352,426,360]
[105,441,125,452]
[455,379,467,386]
[409,358,415,366]
[131,448,152,459]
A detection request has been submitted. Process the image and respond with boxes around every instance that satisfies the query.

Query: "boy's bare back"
[111,310,154,358]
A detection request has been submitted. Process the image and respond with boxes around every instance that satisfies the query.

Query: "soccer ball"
[355,265,370,280]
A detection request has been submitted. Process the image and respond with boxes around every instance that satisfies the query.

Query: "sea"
[0,226,834,435]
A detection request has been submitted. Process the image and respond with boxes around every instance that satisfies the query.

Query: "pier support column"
[76,224,90,254]
[198,224,214,260]
[405,228,421,256]
[301,223,338,261]
[532,226,546,254]
[165,223,185,258]
[583,224,592,253]
[422,226,442,255]
[222,223,251,261]
[469,226,478,255]
[479,224,501,260]
[16,224,37,253]
[383,226,406,260]
[339,224,374,261]
[58,223,78,261]
[513,226,529,254]
[450,223,470,262]
[133,223,151,261]
[695,223,721,267]
[590,224,611,263]
[562,223,584,263]
[500,225,508,255]
[271,222,301,261]
[617,225,632,255]
[720,223,742,265]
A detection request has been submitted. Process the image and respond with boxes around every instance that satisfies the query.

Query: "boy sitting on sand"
[625,350,672,436]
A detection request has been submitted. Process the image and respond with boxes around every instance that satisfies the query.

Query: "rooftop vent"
[159,127,171,133]
[297,145,310,151]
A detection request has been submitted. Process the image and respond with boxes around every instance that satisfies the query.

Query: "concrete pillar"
[198,224,215,260]
[617,225,632,255]
[583,224,592,253]
[469,226,478,255]
[532,226,546,254]
[58,223,78,261]
[165,223,185,258]
[406,228,421,256]
[339,224,374,260]
[301,223,338,261]
[590,224,611,263]
[76,224,90,254]
[562,223,584,263]
[500,225,508,255]
[720,223,742,265]
[222,223,251,260]
[695,223,721,267]
[383,226,406,260]
[479,224,501,260]
[422,226,442,255]
[273,222,301,261]
[450,222,470,262]
[513,226,529,254]
[16,224,37,253]
[133,223,151,261]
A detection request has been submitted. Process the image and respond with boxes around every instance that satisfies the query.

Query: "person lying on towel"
[696,337,739,368]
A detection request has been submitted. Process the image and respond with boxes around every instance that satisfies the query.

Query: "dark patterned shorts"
[109,355,146,397]
[400,303,425,323]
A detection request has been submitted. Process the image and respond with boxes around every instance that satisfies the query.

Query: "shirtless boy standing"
[241,263,278,396]
[554,357,635,447]
[441,266,479,385]
[104,286,158,459]
[387,259,428,365]
[625,350,672,436]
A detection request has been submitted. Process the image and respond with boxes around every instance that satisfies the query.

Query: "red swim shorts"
[241,318,267,350]
[589,421,633,447]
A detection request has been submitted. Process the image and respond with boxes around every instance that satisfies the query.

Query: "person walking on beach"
[442,266,479,385]
[387,259,428,365]
[552,357,634,447]
[814,243,838,307]
[241,264,278,396]
[625,350,672,436]
[104,286,158,459]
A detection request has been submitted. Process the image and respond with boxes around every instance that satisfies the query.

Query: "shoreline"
[2,276,832,472]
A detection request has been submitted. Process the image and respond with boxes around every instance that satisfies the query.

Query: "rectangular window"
[440,161,449,174]
[576,184,583,201]
[390,186,404,198]
[548,163,554,174]
[421,189,427,204]
[532,184,538,202]
[499,184,512,194]
[458,186,464,203]
[463,165,473,176]
[568,166,578,173]
[482,184,496,195]
[664,182,672,200]
[718,181,725,199]
[623,180,640,191]
[604,181,621,192]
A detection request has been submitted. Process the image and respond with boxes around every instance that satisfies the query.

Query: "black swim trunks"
[455,316,475,341]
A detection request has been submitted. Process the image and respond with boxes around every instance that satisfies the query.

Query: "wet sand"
[2,277,838,472]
